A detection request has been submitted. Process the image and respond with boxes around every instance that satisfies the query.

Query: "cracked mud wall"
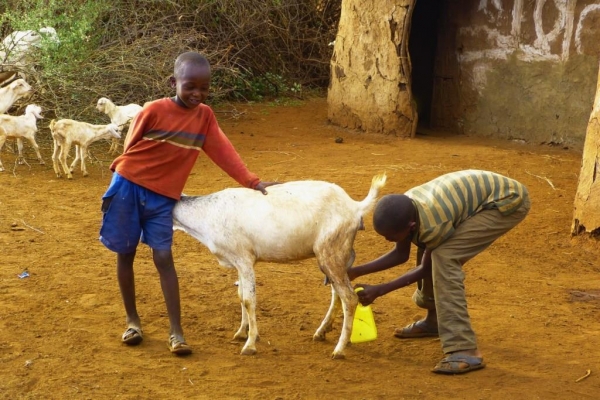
[437,0,600,147]
[327,0,416,137]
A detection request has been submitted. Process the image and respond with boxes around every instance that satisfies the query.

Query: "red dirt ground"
[1,97,599,399]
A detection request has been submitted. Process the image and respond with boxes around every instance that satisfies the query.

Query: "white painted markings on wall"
[460,0,599,64]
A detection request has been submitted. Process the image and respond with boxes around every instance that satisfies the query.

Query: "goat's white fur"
[0,79,32,114]
[0,104,44,171]
[50,119,120,179]
[173,173,387,359]
[0,27,59,66]
[0,79,34,163]
[96,97,142,154]
[0,28,59,86]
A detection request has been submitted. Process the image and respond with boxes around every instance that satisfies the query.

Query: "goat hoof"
[312,332,326,342]
[241,347,257,356]
[331,352,346,360]
[39,160,45,165]
[233,332,248,341]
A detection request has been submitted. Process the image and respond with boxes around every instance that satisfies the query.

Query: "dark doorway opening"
[409,0,443,129]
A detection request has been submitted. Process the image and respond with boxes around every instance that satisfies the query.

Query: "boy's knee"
[153,248,174,270]
[118,252,136,264]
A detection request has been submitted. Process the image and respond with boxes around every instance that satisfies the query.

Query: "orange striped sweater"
[110,98,260,200]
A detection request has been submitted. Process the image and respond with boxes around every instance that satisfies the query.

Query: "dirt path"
[1,97,599,399]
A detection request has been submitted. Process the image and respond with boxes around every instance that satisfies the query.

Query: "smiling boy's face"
[170,62,211,109]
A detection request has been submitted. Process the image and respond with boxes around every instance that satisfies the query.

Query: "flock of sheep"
[1,27,394,360]
[0,27,142,177]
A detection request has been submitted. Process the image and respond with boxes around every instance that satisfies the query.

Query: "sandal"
[122,327,143,345]
[168,335,192,355]
[394,320,438,338]
[432,354,486,375]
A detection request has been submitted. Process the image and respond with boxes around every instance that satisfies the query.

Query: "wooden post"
[572,60,600,235]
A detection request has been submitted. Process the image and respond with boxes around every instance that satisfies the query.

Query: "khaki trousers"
[412,196,530,353]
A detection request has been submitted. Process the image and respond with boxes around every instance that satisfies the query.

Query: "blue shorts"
[99,173,176,254]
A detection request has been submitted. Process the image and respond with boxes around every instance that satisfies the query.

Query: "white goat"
[173,174,387,359]
[96,97,142,154]
[0,104,44,171]
[50,119,120,179]
[0,79,33,162]
[1,27,59,65]
[1,27,59,85]
[0,79,32,114]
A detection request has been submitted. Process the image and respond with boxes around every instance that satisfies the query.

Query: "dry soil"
[1,97,599,399]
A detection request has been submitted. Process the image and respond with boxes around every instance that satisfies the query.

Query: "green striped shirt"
[406,170,528,249]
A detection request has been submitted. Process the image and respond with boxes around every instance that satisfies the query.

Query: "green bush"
[0,0,338,125]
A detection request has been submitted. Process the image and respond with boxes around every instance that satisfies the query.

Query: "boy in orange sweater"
[99,52,277,355]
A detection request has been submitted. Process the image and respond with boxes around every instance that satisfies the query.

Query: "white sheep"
[0,79,32,114]
[50,119,120,179]
[96,97,143,154]
[0,104,44,171]
[172,173,387,359]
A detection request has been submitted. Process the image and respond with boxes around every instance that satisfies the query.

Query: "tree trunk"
[327,0,417,137]
[572,60,600,235]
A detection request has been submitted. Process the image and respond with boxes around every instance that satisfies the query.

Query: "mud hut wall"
[327,0,416,137]
[572,59,600,234]
[432,0,600,147]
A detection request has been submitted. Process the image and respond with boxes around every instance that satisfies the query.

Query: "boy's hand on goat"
[254,181,281,195]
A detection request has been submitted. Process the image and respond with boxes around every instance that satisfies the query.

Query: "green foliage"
[1,0,108,60]
[213,70,303,102]
[0,0,338,124]
[0,0,113,119]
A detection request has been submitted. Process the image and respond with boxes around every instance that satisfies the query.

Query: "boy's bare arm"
[355,249,432,305]
[348,236,412,280]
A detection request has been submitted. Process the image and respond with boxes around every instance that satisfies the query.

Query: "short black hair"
[173,52,210,77]
[372,194,415,234]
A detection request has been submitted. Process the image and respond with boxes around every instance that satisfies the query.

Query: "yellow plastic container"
[350,287,378,343]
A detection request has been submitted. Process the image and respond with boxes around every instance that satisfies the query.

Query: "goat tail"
[49,119,56,132]
[357,172,387,215]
